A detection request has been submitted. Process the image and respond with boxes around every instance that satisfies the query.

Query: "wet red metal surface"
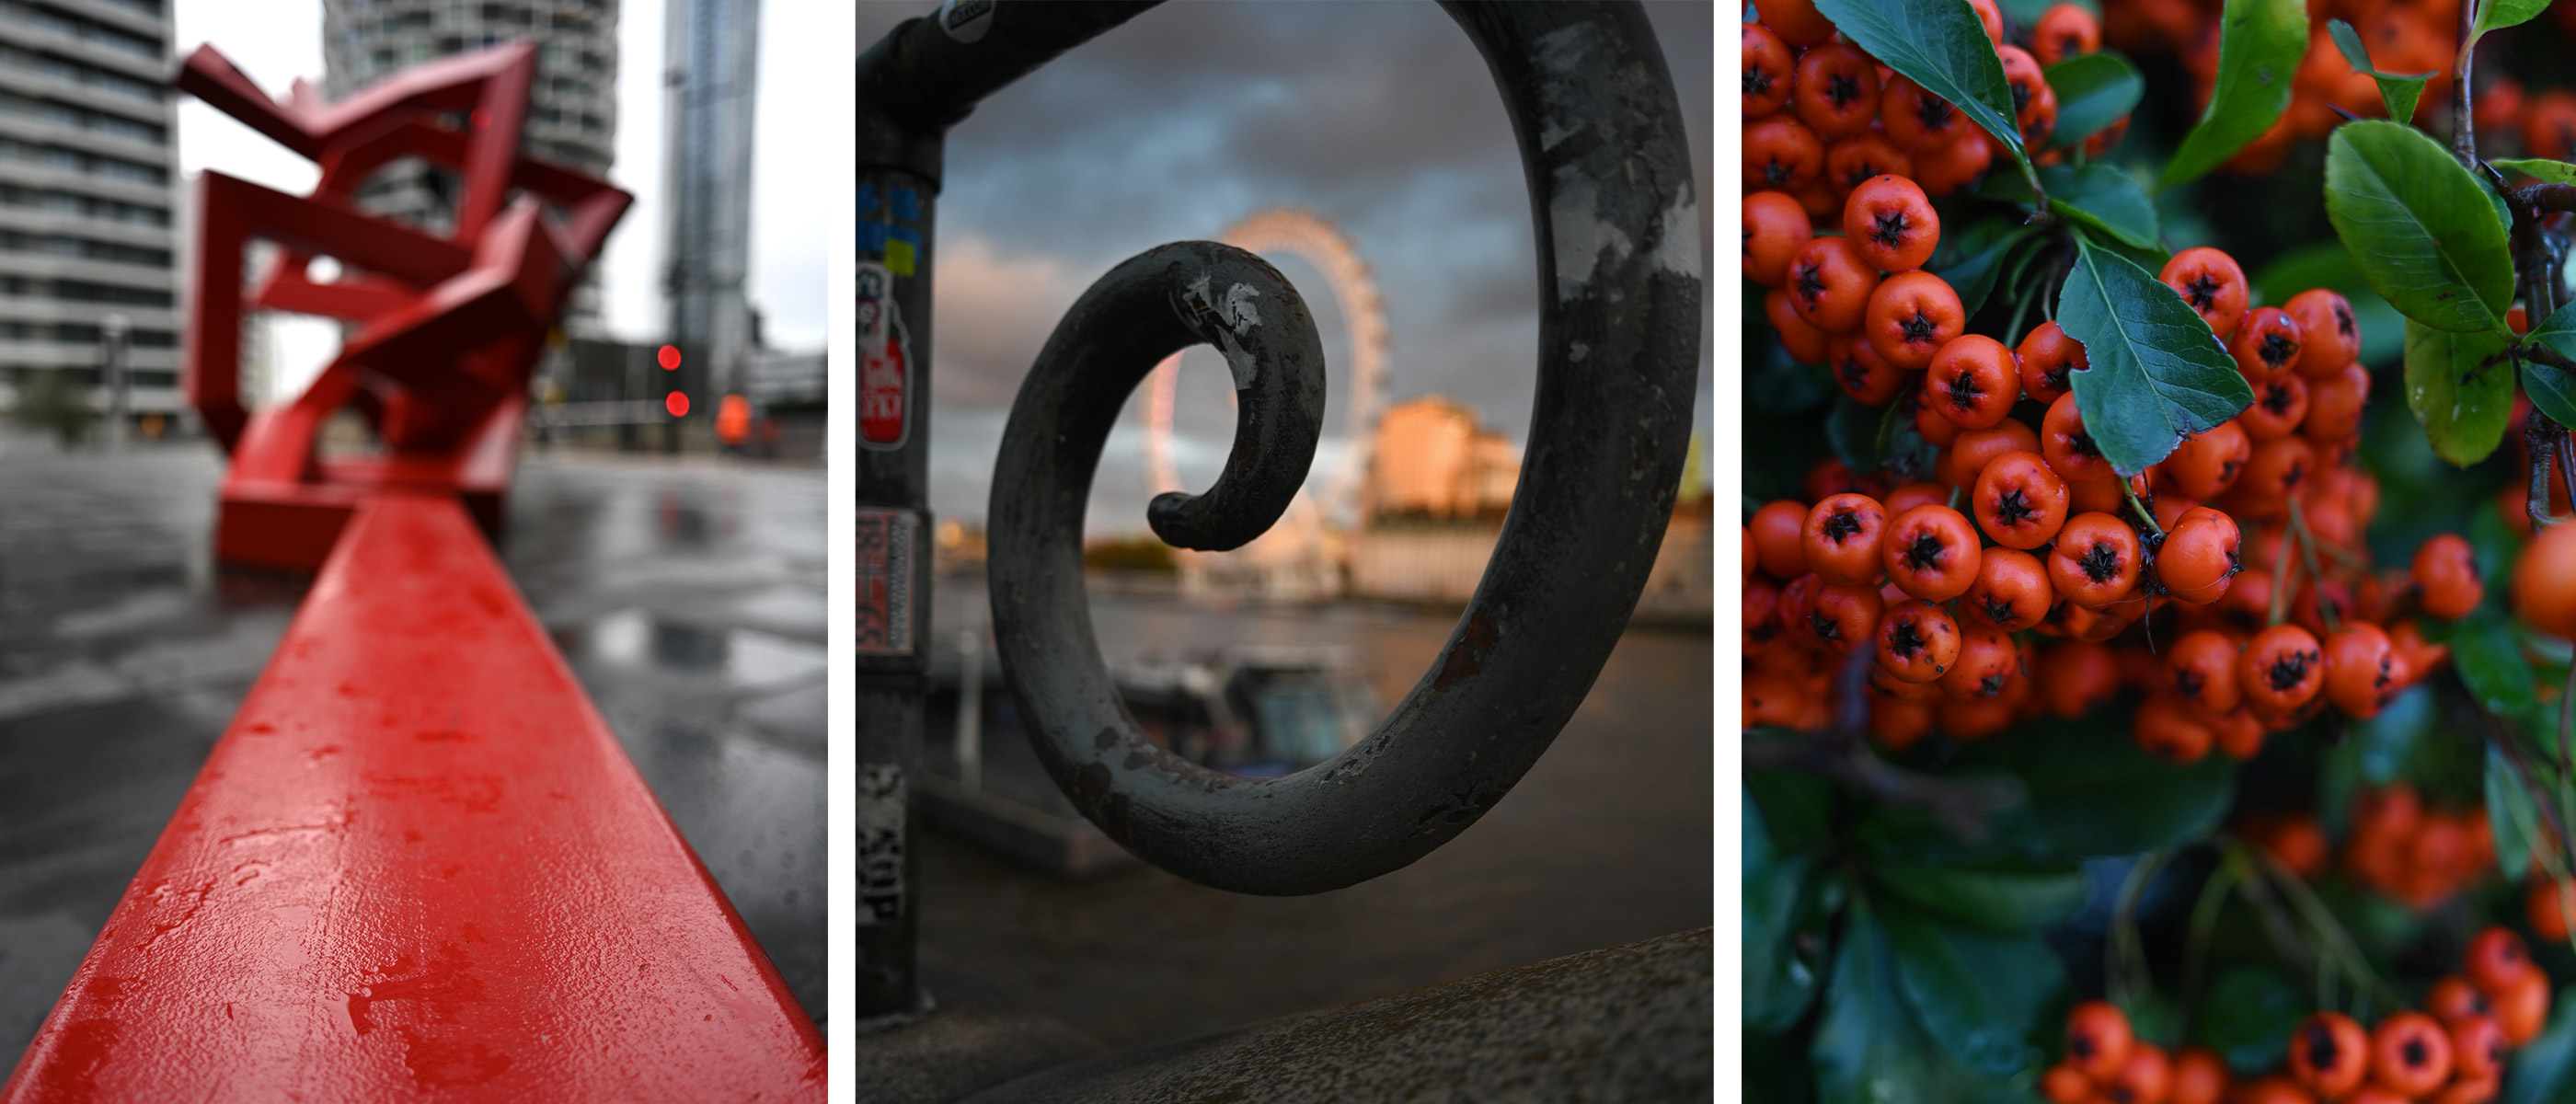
[1,494,823,1100]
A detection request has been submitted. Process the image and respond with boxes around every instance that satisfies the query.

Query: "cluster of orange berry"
[1742,242,2477,753]
[2240,793,2499,914]
[1742,0,2111,221]
[2041,1005,2232,1104]
[2043,929,2548,1104]
[2340,787,2499,911]
[2106,0,2576,169]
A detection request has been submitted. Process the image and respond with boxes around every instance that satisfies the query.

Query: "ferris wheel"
[1143,208,1388,535]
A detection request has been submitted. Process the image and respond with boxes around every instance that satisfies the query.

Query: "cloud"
[926,235,1089,409]
[864,0,1714,523]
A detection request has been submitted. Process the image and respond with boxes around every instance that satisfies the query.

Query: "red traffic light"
[666,391,690,417]
[657,344,681,370]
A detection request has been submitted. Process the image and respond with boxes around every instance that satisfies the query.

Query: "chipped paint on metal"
[1652,190,1700,282]
[1182,272,1263,389]
[1224,282,1262,328]
[1547,172,1634,302]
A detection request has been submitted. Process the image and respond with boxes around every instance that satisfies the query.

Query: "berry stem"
[2558,432,2576,522]
[2242,841,2409,1014]
[2107,848,2168,1011]
[2221,843,2347,1009]
[2287,497,2340,633]
[2528,418,2566,532]
[2310,535,2370,573]
[2178,856,2237,1028]
[2122,477,2163,536]
[2269,513,2297,628]
[1742,650,2021,844]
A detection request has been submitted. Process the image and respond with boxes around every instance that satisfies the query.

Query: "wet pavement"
[0,437,825,1064]
[916,578,1714,1052]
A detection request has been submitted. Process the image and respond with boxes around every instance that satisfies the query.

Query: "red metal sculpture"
[176,42,631,571]
[0,45,825,1101]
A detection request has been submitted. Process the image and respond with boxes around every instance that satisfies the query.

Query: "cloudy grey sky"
[857,1,1715,532]
[177,0,839,401]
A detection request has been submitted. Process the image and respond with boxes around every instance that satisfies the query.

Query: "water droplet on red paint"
[667,392,689,417]
[657,345,681,370]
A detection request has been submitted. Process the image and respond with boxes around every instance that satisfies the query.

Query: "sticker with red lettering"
[855,507,916,656]
[857,260,909,450]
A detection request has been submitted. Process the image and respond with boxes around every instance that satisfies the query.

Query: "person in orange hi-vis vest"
[716,393,752,455]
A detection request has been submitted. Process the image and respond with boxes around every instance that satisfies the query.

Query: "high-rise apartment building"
[0,0,181,423]
[661,0,757,396]
[320,0,619,327]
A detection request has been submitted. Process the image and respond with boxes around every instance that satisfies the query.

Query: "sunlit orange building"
[1362,397,1521,521]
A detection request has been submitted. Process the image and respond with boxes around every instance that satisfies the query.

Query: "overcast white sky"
[173,0,835,402]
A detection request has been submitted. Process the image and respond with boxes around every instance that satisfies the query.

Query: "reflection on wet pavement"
[0,443,825,1064]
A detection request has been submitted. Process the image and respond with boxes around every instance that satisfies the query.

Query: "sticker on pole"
[857,765,906,926]
[938,0,994,42]
[856,507,916,656]
[857,261,911,450]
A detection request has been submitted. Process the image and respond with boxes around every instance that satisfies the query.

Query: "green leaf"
[1828,396,1889,475]
[2043,52,2144,149]
[2159,0,2306,189]
[2524,303,2576,433]
[1746,797,1822,1032]
[1932,221,2041,318]
[2490,742,2544,889]
[1749,738,1838,855]
[2043,163,2160,251]
[1871,860,2088,933]
[2455,609,2541,719]
[2495,158,2576,187]
[2475,0,2552,38]
[2502,988,2576,1104]
[2056,236,2257,476]
[1952,714,2239,859]
[2327,19,2432,124]
[2247,240,2407,366]
[2194,965,2307,1072]
[2468,500,2527,612]
[1812,896,2025,1104]
[2076,224,2171,275]
[1812,0,2031,184]
[1880,897,2064,1081]
[2347,682,2435,785]
[2402,320,2516,466]
[2325,121,2515,335]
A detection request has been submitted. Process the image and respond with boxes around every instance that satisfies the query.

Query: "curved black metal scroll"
[987,1,1701,895]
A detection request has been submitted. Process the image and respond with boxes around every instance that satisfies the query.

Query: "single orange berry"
[2287,1011,2369,1098]
[2413,533,2482,619]
[2064,999,2134,1082]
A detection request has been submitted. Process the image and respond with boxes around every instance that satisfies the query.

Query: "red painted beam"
[2,493,824,1102]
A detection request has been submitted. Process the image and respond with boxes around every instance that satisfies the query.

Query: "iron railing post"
[852,148,935,1021]
[853,0,1163,1022]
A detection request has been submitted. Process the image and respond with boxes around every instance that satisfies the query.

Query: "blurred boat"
[918,637,1381,877]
